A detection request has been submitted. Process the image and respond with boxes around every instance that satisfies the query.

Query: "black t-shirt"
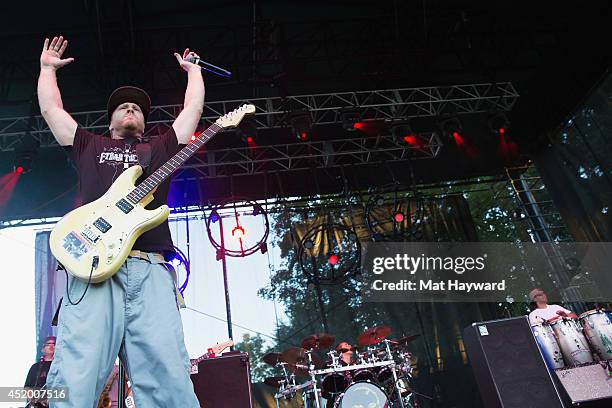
[67,127,183,258]
[24,361,52,388]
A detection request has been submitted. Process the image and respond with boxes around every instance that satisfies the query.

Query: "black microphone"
[184,55,231,78]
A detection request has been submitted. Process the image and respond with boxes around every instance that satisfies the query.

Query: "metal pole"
[117,360,125,408]
[218,217,234,346]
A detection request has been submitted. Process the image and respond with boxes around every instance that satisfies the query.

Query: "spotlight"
[488,112,510,135]
[328,253,339,265]
[252,204,263,216]
[440,116,463,139]
[289,111,312,141]
[374,195,385,206]
[13,149,36,174]
[341,109,361,131]
[209,210,220,223]
[238,119,258,145]
[393,211,405,223]
[391,124,416,144]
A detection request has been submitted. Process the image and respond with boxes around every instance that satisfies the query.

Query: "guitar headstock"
[216,104,256,129]
[210,339,235,355]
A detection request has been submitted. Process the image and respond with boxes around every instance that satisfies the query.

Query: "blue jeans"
[47,256,199,408]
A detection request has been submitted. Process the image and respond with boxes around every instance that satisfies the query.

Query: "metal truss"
[0,82,518,151]
[173,132,441,181]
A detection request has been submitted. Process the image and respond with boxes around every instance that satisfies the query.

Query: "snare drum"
[333,381,389,408]
[531,323,565,369]
[549,317,593,365]
[579,310,612,360]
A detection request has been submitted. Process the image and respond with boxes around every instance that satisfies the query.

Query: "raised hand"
[173,48,201,72]
[40,36,74,70]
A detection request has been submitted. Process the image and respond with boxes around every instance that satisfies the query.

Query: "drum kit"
[531,309,612,370]
[263,327,424,408]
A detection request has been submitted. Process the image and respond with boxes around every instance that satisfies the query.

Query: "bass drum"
[321,372,349,400]
[333,381,389,408]
[579,309,612,360]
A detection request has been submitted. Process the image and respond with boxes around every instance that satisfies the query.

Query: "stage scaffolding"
[0,82,518,151]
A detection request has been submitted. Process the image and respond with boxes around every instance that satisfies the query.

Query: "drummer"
[528,288,578,325]
[335,341,355,366]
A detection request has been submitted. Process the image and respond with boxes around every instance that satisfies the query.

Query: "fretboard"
[126,123,221,204]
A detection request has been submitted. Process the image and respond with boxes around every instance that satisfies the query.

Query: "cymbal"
[263,376,285,388]
[301,333,335,350]
[357,326,392,346]
[393,334,421,345]
[281,347,322,368]
[262,352,283,366]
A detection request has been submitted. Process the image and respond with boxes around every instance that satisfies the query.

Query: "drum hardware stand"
[382,339,406,408]
[307,349,322,408]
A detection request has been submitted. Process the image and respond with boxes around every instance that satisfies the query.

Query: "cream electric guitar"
[50,105,256,282]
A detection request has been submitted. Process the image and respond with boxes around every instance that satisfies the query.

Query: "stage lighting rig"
[205,198,270,258]
[296,221,361,285]
[288,110,312,141]
[488,112,510,136]
[341,108,362,131]
[237,118,258,146]
[439,116,463,139]
[365,187,425,242]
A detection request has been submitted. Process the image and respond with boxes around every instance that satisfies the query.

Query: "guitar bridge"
[80,227,100,244]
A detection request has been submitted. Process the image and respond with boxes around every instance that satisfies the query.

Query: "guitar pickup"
[93,217,112,233]
[116,198,134,214]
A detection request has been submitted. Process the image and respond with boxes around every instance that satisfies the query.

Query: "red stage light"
[299,132,308,141]
[15,166,24,174]
[246,136,254,143]
[452,131,460,138]
[353,122,364,130]
[393,211,405,223]
[403,135,418,144]
[328,253,339,265]
[499,127,506,135]
[232,225,245,238]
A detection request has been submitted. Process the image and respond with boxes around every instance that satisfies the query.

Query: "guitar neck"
[126,123,222,204]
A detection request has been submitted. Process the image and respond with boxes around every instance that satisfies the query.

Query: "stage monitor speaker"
[190,351,254,408]
[463,316,565,408]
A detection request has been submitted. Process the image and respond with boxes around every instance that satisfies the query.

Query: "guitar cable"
[65,256,98,306]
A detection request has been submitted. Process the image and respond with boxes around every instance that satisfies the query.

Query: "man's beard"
[116,121,143,138]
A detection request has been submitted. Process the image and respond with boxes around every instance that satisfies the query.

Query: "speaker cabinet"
[190,351,254,408]
[463,316,565,408]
